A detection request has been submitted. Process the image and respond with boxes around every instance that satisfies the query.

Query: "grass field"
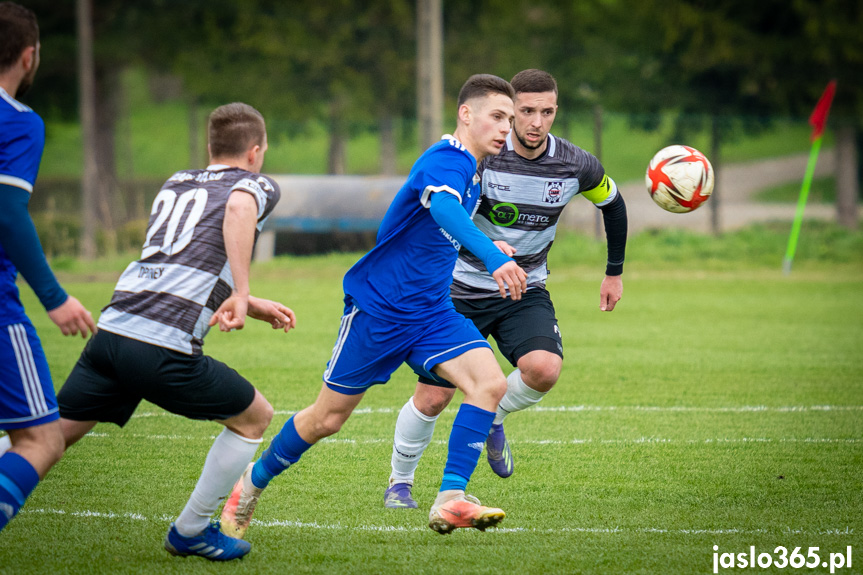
[1,226,862,574]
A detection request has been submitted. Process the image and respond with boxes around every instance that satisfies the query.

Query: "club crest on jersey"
[543,181,565,204]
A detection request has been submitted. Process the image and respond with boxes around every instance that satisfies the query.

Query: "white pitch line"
[23,508,855,538]
[82,432,863,445]
[128,404,863,420]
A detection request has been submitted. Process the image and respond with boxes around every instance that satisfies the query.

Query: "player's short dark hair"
[0,2,39,73]
[457,74,515,107]
[511,69,558,95]
[207,103,266,159]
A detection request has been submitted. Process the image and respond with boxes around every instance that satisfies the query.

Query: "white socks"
[174,428,262,537]
[494,369,546,425]
[389,397,438,485]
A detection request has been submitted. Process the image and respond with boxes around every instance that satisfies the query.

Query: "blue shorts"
[0,320,59,430]
[322,302,491,395]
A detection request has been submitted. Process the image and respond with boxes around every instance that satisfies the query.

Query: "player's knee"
[487,373,508,405]
[247,398,274,438]
[414,386,453,417]
[309,411,348,439]
[520,355,562,393]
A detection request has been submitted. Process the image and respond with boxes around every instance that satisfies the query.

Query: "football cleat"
[220,463,263,539]
[486,423,513,478]
[164,522,250,561]
[384,482,418,509]
[428,493,505,535]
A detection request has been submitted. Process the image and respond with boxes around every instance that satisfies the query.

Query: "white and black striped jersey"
[98,165,280,354]
[451,132,616,299]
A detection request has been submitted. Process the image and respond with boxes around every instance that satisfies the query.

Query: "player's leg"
[131,347,270,561]
[221,383,365,539]
[0,421,64,531]
[485,288,564,477]
[222,304,404,539]
[425,346,508,533]
[171,388,272,546]
[0,321,64,532]
[386,380,456,508]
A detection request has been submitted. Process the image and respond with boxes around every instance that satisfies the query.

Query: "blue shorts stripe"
[9,324,45,414]
[0,322,57,429]
[421,339,489,374]
[323,306,360,383]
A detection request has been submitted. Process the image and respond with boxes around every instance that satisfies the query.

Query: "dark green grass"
[1,227,861,574]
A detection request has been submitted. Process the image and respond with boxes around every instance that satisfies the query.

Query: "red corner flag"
[809,80,837,141]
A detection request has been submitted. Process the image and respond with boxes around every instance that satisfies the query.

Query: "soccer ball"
[645,145,714,213]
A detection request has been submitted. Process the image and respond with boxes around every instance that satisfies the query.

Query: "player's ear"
[21,45,36,72]
[458,103,472,126]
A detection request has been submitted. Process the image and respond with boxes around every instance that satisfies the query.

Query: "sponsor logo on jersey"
[489,202,551,227]
[490,202,519,227]
[487,181,511,191]
[543,180,565,203]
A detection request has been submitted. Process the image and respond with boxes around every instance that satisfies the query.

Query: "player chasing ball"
[53,102,295,561]
[220,74,527,539]
[383,69,628,508]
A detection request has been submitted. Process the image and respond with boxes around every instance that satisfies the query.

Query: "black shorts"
[420,287,563,388]
[58,329,256,427]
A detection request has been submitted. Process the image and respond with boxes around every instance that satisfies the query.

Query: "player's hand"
[47,295,96,338]
[209,293,248,332]
[248,296,296,333]
[492,261,527,301]
[493,240,517,257]
[600,275,623,311]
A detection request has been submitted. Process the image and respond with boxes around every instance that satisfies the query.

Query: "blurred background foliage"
[14,0,863,255]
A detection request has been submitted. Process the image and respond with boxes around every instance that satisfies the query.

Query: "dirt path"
[562,149,837,233]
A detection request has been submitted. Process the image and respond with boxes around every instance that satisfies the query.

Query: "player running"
[384,69,628,508]
[54,103,294,561]
[0,2,96,533]
[221,74,526,538]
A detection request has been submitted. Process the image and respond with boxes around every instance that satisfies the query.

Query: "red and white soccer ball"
[645,145,715,213]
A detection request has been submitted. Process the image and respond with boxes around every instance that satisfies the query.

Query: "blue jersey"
[0,88,45,325]
[343,136,481,323]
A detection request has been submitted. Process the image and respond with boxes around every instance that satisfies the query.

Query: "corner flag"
[783,81,837,274]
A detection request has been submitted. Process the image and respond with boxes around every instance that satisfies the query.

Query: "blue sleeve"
[428,191,512,274]
[0,184,68,311]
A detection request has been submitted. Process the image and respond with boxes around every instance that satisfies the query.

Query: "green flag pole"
[782,137,823,275]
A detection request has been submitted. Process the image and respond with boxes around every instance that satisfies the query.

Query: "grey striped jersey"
[451,133,615,299]
[98,165,280,354]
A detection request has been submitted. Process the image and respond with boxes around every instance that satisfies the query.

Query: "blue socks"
[251,416,312,489]
[0,452,40,532]
[440,403,496,492]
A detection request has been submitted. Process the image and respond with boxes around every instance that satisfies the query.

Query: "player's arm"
[581,173,628,311]
[428,191,526,300]
[0,184,95,336]
[209,191,257,332]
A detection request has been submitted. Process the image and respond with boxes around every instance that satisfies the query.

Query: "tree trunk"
[77,0,98,259]
[836,124,859,230]
[189,97,202,170]
[327,99,347,175]
[380,111,397,175]
[95,65,119,255]
[416,0,443,152]
[710,115,721,235]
